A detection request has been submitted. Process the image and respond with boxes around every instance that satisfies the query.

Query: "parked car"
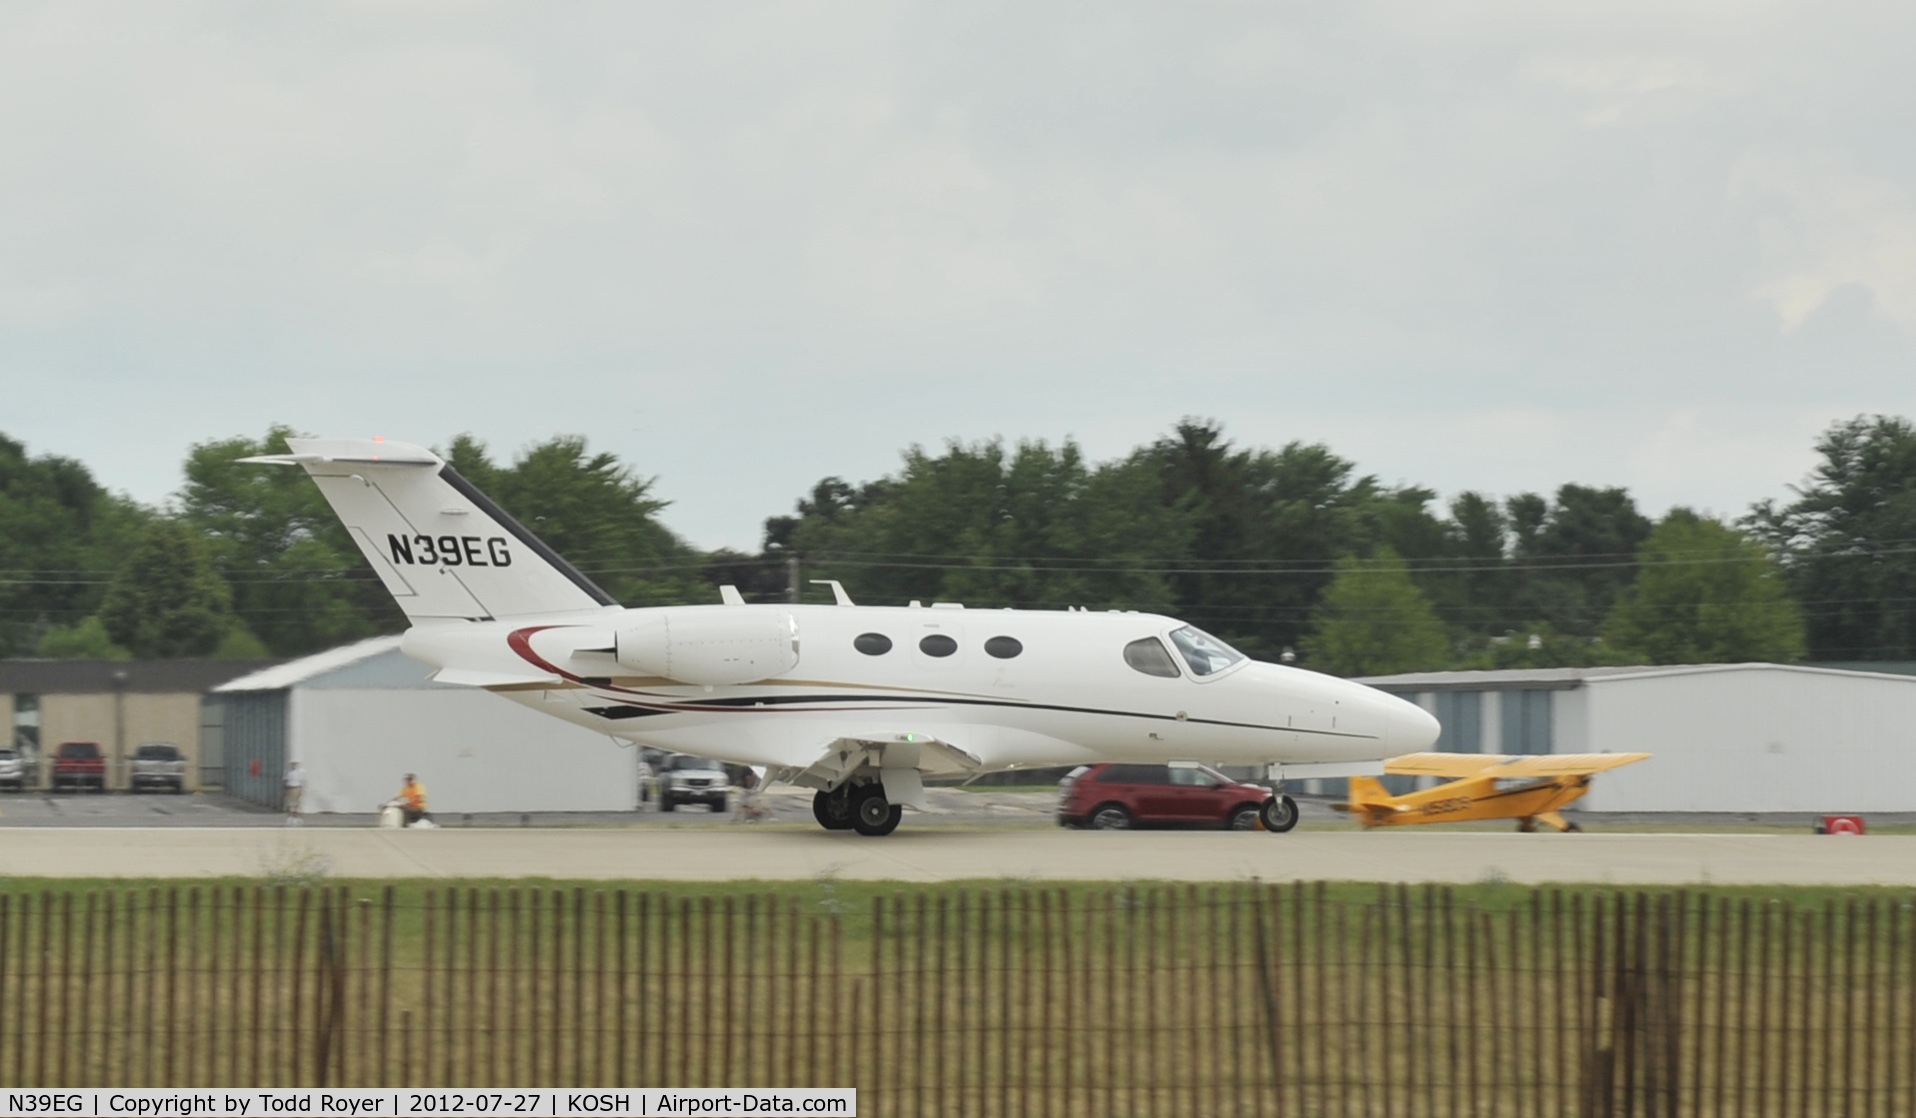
[0,748,23,791]
[1056,762,1299,833]
[51,740,106,792]
[658,754,729,813]
[130,742,187,793]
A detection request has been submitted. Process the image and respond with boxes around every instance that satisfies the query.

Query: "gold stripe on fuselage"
[484,676,1029,702]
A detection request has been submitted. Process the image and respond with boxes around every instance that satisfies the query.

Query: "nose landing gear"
[1260,794,1299,833]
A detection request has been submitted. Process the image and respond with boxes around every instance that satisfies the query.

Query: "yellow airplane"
[1333,752,1651,832]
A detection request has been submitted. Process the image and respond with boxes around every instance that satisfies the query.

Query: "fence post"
[79,892,96,1088]
[0,893,8,1086]
[316,890,334,1088]
[1251,884,1283,1116]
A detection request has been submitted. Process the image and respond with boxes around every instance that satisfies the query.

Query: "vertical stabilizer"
[241,437,618,622]
[1346,775,1391,805]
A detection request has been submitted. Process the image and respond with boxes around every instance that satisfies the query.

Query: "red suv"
[1057,763,1299,833]
[52,741,106,791]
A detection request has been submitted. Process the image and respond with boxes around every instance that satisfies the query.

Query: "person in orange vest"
[394,773,430,827]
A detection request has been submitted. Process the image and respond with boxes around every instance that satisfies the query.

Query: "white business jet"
[247,438,1439,836]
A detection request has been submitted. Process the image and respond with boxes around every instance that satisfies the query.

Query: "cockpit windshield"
[1167,625,1245,677]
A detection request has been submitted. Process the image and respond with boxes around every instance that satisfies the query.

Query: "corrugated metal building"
[1357,663,1916,813]
[0,659,276,790]
[212,637,641,815]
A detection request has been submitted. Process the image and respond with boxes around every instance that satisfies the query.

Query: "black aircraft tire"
[813,790,855,831]
[852,786,901,836]
[854,804,903,837]
[1260,794,1299,834]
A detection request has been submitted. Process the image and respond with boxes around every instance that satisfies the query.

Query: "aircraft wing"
[1383,753,1509,778]
[1386,751,1650,779]
[1473,752,1650,778]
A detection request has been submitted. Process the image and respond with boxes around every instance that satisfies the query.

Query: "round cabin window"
[983,636,1023,659]
[853,633,893,656]
[919,634,959,658]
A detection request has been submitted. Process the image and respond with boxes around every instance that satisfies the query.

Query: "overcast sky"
[3,2,1912,551]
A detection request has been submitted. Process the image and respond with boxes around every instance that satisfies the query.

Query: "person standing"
[282,761,305,824]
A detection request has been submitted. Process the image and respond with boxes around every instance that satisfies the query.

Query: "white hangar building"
[1355,663,1916,814]
[212,636,641,816]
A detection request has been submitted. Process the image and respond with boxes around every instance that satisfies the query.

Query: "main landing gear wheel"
[1260,794,1299,834]
[851,785,902,837]
[812,788,855,831]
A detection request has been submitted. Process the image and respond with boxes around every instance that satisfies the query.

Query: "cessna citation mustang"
[246,438,1440,836]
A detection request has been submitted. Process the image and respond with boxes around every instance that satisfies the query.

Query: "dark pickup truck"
[52,740,106,791]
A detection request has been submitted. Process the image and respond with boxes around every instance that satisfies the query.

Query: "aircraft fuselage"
[400,602,1437,784]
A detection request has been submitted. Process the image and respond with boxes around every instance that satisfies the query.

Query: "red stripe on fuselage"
[505,625,919,715]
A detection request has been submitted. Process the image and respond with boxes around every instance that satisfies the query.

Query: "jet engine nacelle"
[614,608,799,685]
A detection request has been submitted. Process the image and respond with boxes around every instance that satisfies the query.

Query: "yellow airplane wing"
[1383,753,1508,778]
[1385,751,1650,779]
[1475,752,1650,778]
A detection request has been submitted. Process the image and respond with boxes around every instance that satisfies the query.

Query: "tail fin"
[1346,775,1391,805]
[1330,775,1398,826]
[243,437,617,622]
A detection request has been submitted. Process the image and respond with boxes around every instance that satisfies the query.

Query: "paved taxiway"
[3,827,1913,886]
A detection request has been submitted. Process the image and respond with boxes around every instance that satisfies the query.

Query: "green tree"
[444,433,705,607]
[1505,484,1653,637]
[1431,491,1512,636]
[1142,420,1439,657]
[0,434,150,655]
[1301,547,1450,677]
[35,616,131,659]
[776,437,1187,613]
[1454,622,1632,670]
[99,521,239,658]
[1748,414,1916,660]
[1605,511,1806,664]
[179,425,397,656]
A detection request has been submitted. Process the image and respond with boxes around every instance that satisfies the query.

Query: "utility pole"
[111,669,128,792]
[786,555,800,604]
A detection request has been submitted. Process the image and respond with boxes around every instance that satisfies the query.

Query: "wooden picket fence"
[0,883,1913,1116]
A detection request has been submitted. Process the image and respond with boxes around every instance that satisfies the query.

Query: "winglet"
[810,579,855,606]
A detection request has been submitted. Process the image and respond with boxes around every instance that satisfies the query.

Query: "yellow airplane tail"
[1331,775,1396,825]
[1346,775,1391,805]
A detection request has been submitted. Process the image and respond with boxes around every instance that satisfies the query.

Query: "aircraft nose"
[1383,697,1441,755]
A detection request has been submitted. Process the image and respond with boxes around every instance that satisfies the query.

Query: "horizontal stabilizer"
[433,667,562,689]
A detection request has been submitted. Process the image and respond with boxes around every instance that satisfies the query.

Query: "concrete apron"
[2,828,1915,885]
